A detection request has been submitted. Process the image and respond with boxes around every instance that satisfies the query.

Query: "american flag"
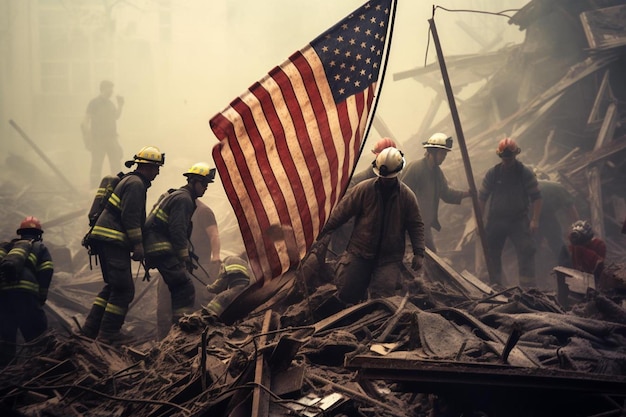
[210,0,395,282]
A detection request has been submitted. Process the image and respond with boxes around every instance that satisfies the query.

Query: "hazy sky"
[138,0,527,188]
[2,0,528,253]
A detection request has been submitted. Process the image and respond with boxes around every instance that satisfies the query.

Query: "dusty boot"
[97,330,134,345]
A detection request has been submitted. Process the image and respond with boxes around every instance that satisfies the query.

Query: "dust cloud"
[0,0,526,252]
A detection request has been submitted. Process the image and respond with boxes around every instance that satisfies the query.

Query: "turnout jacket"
[90,172,151,249]
[323,178,425,264]
[144,186,196,261]
[400,157,465,231]
[478,160,541,220]
[0,239,54,304]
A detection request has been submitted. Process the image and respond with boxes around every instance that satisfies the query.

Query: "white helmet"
[423,132,453,151]
[372,147,405,178]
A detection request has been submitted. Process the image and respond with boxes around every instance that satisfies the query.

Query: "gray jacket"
[323,177,425,264]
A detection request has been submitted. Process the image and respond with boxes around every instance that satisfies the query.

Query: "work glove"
[184,257,196,274]
[411,254,424,272]
[310,234,331,254]
[131,243,144,261]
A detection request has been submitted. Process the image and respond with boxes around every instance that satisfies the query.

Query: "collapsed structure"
[1,0,626,416]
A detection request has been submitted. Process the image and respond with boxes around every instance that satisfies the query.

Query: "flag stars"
[311,0,388,101]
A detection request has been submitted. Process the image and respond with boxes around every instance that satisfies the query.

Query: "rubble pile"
[2,250,626,417]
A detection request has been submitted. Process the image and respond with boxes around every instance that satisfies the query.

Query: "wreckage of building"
[2,0,626,416]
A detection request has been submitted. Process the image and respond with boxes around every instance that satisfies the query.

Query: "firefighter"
[319,147,425,304]
[567,220,607,289]
[82,145,164,344]
[204,255,252,318]
[400,132,470,252]
[0,217,54,366]
[330,137,398,256]
[478,138,542,288]
[144,162,216,337]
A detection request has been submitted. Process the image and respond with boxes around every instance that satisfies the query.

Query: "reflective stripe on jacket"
[0,240,53,302]
[89,172,150,248]
[144,186,196,260]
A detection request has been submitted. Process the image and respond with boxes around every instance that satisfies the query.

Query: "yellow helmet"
[183,162,216,183]
[125,145,165,167]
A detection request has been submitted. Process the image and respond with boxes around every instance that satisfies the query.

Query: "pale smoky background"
[0,0,527,254]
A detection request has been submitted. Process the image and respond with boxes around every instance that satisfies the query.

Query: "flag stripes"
[211,0,392,282]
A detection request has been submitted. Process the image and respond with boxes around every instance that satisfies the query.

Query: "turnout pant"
[485,216,536,287]
[152,254,195,339]
[0,292,47,366]
[335,252,408,304]
[83,242,135,337]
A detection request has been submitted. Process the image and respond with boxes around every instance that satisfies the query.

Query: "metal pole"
[9,119,78,193]
[427,16,495,284]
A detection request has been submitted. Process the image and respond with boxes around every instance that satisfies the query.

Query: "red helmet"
[17,216,43,235]
[496,138,521,157]
[371,137,397,155]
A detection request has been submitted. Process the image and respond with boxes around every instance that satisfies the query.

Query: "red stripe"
[269,63,321,246]
[210,113,264,280]
[290,51,341,235]
[229,96,284,279]
[248,81,304,247]
[256,72,314,249]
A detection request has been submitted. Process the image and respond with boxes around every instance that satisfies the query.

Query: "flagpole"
[427,12,495,284]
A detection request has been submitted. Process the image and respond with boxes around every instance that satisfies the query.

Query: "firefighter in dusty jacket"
[144,162,216,333]
[400,133,470,252]
[478,138,542,288]
[82,146,164,343]
[0,217,54,366]
[204,255,253,317]
[319,147,425,305]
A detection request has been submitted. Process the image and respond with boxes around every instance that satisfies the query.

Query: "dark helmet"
[496,137,521,158]
[17,216,43,235]
[569,220,593,245]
